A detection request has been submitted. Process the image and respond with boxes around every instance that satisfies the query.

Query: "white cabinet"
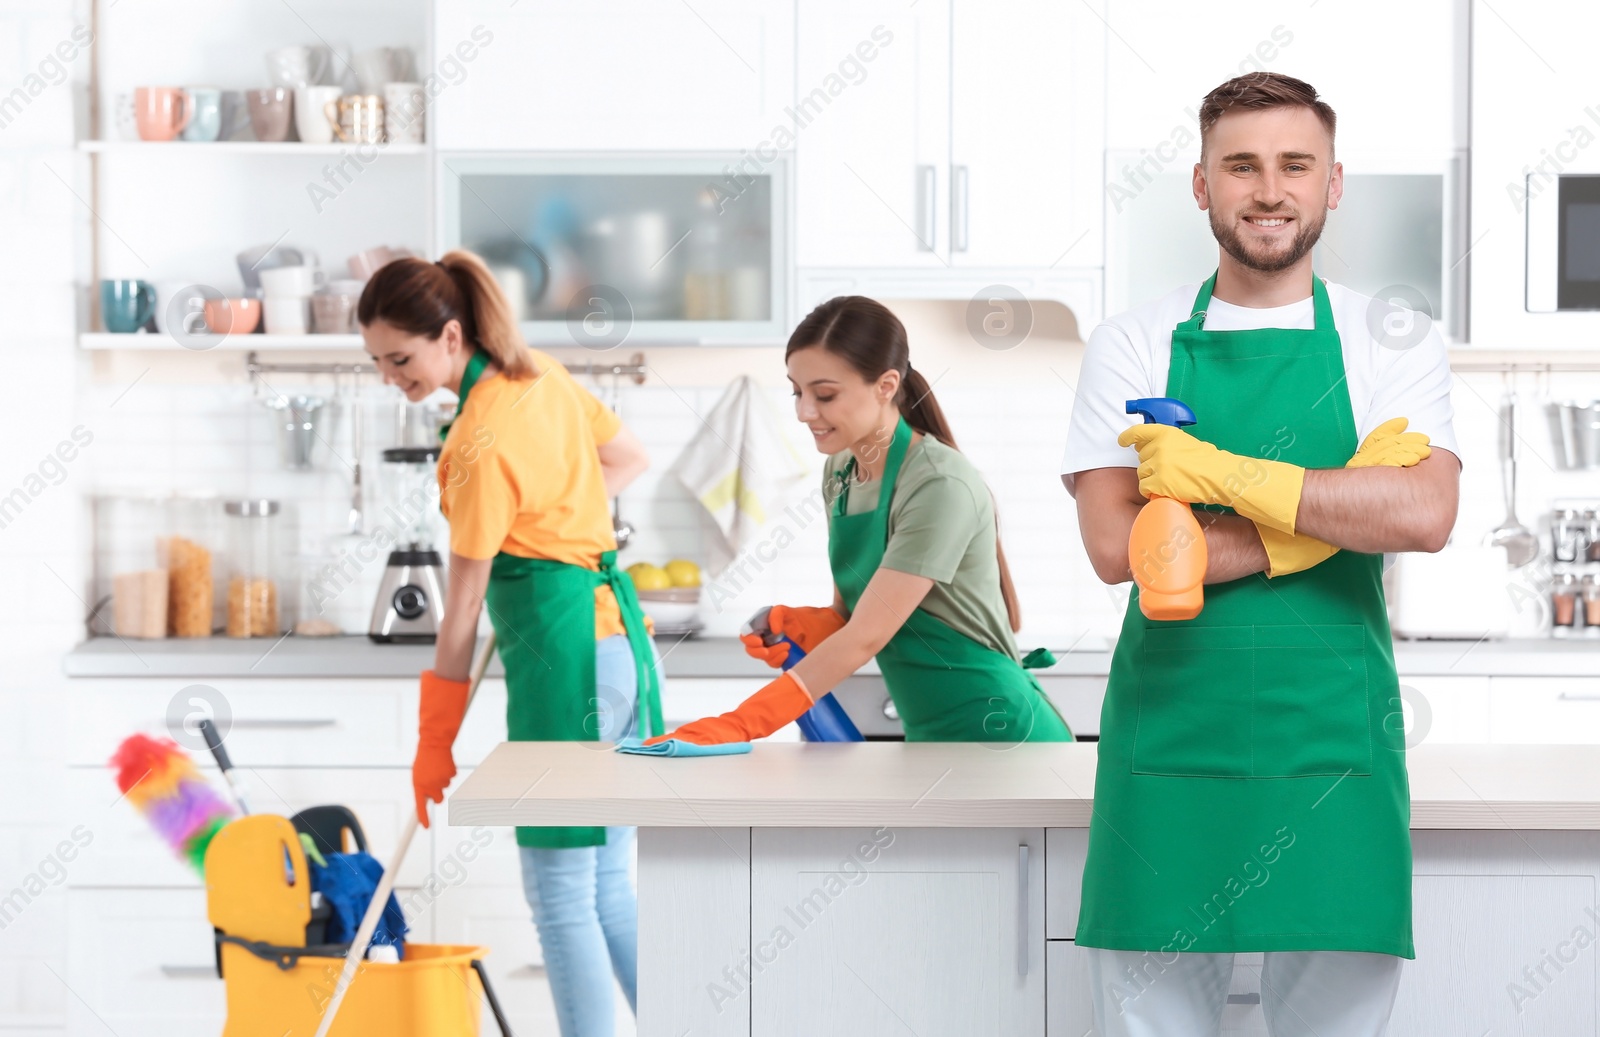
[949,0,1105,269]
[750,827,1046,1037]
[66,889,227,1037]
[1471,6,1600,348]
[1395,830,1600,1034]
[794,0,950,268]
[1398,675,1491,745]
[795,0,1104,270]
[1489,677,1600,744]
[1102,0,1463,158]
[433,0,795,151]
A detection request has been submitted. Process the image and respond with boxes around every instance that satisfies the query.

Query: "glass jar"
[1586,509,1600,563]
[1584,574,1600,636]
[1551,572,1580,636]
[94,492,169,639]
[164,493,220,637]
[1553,508,1585,563]
[224,499,282,638]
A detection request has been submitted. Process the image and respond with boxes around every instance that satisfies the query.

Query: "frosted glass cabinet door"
[750,827,1045,1037]
[432,0,795,151]
[794,0,951,268]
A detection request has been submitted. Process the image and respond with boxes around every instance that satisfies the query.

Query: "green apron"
[1075,274,1413,957]
[829,417,1071,743]
[444,351,664,849]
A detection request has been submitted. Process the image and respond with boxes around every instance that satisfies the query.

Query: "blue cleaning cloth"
[309,851,408,953]
[615,737,753,757]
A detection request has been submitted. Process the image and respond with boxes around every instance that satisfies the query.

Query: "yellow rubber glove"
[1256,418,1433,577]
[1118,424,1306,534]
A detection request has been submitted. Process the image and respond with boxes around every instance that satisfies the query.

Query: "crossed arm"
[1068,449,1461,585]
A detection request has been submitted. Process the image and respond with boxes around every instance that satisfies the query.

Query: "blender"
[368,446,446,643]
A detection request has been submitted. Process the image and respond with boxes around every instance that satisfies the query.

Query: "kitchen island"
[452,741,1600,1037]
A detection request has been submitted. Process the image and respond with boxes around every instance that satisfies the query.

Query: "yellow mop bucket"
[206,812,510,1036]
[216,939,496,1037]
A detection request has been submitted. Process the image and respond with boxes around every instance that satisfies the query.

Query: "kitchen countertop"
[62,633,1600,679]
[450,741,1600,830]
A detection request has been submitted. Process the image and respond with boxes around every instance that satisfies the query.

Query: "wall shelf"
[79,331,365,351]
[78,139,427,156]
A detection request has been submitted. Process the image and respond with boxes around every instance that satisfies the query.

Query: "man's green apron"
[829,416,1071,743]
[1075,274,1413,957]
[443,350,664,849]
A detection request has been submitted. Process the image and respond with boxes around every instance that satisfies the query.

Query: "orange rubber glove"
[643,672,814,746]
[412,669,470,827]
[739,605,847,668]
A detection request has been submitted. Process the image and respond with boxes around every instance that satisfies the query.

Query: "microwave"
[1526,174,1600,311]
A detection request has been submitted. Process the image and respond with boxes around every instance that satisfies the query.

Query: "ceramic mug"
[354,47,415,93]
[260,265,325,297]
[112,90,140,141]
[203,298,261,336]
[180,87,221,142]
[100,279,155,333]
[325,94,384,144]
[294,85,342,144]
[262,295,310,335]
[383,82,424,144]
[347,246,406,280]
[134,87,191,141]
[247,87,294,143]
[218,90,253,141]
[153,280,211,337]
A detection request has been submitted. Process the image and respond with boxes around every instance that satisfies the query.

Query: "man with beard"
[1060,73,1461,1036]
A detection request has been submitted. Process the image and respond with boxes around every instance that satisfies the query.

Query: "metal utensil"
[608,366,633,550]
[347,381,365,534]
[1487,390,1540,567]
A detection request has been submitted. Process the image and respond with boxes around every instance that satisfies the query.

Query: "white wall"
[0,0,91,1027]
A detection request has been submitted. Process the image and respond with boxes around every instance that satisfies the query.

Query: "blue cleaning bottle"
[742,607,865,742]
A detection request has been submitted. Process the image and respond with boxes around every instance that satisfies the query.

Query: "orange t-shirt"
[437,348,633,639]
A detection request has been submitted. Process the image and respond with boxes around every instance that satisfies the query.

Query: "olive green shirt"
[824,435,1020,660]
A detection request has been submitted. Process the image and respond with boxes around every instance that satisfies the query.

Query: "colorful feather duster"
[110,733,235,874]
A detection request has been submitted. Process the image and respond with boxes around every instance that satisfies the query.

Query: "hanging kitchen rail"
[244,351,648,384]
[1452,360,1600,373]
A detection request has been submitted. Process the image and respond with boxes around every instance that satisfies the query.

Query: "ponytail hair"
[357,249,536,380]
[786,296,1023,633]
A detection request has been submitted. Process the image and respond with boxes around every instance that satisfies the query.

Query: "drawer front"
[67,888,227,1037]
[1395,675,1490,745]
[70,678,413,767]
[69,767,433,888]
[68,885,428,1037]
[1045,828,1088,939]
[1489,678,1600,743]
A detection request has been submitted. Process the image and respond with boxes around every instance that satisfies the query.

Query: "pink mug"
[135,87,192,142]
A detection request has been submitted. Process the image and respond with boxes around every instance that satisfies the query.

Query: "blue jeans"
[517,634,659,1037]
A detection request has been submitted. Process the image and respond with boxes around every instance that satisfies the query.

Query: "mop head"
[110,733,235,874]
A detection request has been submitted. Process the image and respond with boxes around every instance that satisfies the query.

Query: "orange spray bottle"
[1125,398,1207,621]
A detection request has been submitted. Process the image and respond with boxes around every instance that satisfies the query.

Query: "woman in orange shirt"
[359,250,661,1037]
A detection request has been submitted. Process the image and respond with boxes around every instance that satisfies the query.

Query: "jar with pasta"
[223,499,283,638]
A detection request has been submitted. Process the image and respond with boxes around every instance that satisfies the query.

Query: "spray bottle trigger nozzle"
[1125,397,1197,428]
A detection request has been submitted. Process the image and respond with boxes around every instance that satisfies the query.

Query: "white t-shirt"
[1061,279,1459,491]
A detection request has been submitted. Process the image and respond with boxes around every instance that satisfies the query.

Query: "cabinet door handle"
[916,165,936,252]
[1227,992,1262,1005]
[1017,843,1029,977]
[1558,692,1600,701]
[160,964,216,978]
[951,165,969,253]
[229,718,339,729]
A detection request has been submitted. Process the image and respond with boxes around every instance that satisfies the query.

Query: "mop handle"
[312,631,498,1037]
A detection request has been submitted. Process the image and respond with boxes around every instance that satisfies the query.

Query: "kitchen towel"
[614,737,753,757]
[672,376,811,574]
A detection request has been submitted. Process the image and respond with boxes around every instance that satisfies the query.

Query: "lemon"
[665,559,702,588]
[627,563,671,591]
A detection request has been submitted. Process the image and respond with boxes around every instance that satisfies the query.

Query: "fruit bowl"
[636,588,701,629]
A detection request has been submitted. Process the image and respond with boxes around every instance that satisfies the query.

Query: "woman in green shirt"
[648,296,1070,746]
